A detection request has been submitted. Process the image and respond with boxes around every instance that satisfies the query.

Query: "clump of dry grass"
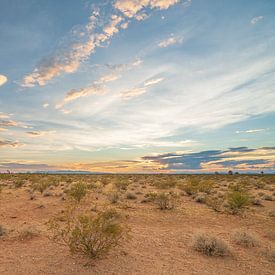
[232,231,259,247]
[192,233,230,257]
[18,227,39,241]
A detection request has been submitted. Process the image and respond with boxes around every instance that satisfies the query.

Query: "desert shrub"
[228,181,248,193]
[268,210,275,217]
[194,193,206,203]
[14,180,25,188]
[227,191,250,214]
[126,192,137,200]
[270,249,275,262]
[205,196,224,212]
[182,179,213,196]
[18,227,39,241]
[154,192,179,210]
[263,195,273,201]
[0,225,6,237]
[48,208,128,259]
[114,179,129,191]
[232,231,258,247]
[43,190,52,197]
[192,233,230,257]
[251,198,263,206]
[154,179,176,189]
[107,190,120,204]
[68,182,87,203]
[32,181,51,194]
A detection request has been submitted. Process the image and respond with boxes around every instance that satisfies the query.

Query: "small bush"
[232,231,258,247]
[270,249,275,262]
[114,179,129,191]
[32,181,51,194]
[155,192,179,210]
[0,225,6,237]
[68,182,87,202]
[251,198,263,206]
[194,193,206,203]
[14,180,25,188]
[205,196,224,212]
[154,180,176,189]
[227,191,250,214]
[18,227,39,241]
[48,208,128,259]
[126,192,137,200]
[263,195,273,201]
[193,233,230,257]
[107,191,120,204]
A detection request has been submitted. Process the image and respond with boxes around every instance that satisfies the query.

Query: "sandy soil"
[0,175,274,275]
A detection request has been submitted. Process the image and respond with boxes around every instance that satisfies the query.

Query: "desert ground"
[0,174,274,275]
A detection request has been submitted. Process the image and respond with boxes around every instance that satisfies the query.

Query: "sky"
[0,0,275,173]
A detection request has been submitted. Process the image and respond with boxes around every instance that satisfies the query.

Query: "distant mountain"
[31,170,110,175]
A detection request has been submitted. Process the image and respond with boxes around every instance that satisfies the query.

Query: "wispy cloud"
[114,0,180,18]
[26,130,56,137]
[21,1,182,87]
[158,35,183,48]
[144,77,164,86]
[236,128,266,134]
[120,87,147,99]
[251,16,264,25]
[0,140,23,148]
[0,74,7,86]
[56,85,106,109]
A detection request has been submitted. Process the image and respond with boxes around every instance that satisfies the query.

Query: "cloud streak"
[0,74,7,86]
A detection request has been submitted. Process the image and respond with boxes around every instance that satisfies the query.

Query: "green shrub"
[48,209,128,259]
[193,233,230,256]
[68,182,87,202]
[227,191,250,214]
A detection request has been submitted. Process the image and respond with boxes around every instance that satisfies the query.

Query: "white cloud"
[114,0,180,18]
[56,85,106,109]
[158,35,183,48]
[0,75,7,86]
[236,129,266,134]
[120,87,147,99]
[251,16,264,25]
[43,103,49,108]
[21,0,181,87]
[144,77,164,86]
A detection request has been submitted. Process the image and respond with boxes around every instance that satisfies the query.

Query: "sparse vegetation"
[48,208,128,259]
[68,182,87,202]
[226,191,250,214]
[192,233,230,257]
[232,231,258,247]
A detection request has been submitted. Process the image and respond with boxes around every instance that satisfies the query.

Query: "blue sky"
[0,0,274,173]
